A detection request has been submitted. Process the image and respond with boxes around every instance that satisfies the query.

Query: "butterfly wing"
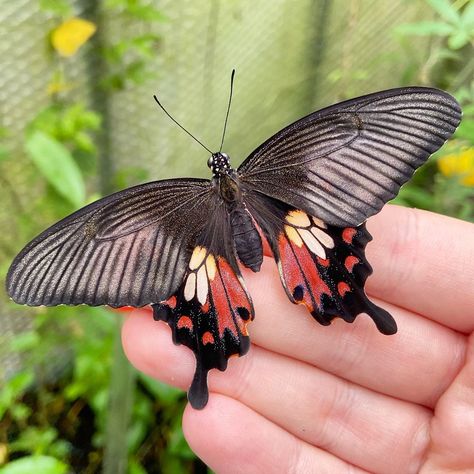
[238,87,461,226]
[152,202,254,409]
[244,190,397,334]
[6,178,215,307]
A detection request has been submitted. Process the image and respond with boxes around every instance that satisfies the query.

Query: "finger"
[366,205,474,333]
[242,258,466,407]
[123,311,430,474]
[423,333,474,471]
[182,394,369,474]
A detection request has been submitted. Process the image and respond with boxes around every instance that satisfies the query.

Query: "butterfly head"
[208,152,232,175]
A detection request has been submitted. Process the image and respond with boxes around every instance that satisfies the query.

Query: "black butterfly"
[6,84,461,409]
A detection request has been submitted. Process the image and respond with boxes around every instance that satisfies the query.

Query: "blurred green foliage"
[392,0,474,220]
[1,1,196,473]
[1,0,474,473]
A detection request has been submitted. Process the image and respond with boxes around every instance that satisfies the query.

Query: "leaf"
[39,0,71,16]
[455,120,474,143]
[394,21,453,36]
[448,29,471,49]
[427,0,461,24]
[0,456,68,474]
[25,131,86,207]
[461,1,474,28]
[51,17,96,57]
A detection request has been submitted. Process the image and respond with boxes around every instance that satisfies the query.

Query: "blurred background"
[0,0,473,472]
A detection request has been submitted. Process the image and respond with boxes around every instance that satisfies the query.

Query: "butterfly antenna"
[219,69,235,152]
[153,95,213,154]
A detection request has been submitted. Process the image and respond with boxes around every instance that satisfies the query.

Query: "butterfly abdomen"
[230,207,263,272]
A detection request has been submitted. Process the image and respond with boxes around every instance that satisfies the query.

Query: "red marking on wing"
[165,295,177,309]
[344,255,359,272]
[317,256,330,267]
[177,316,193,330]
[342,227,357,244]
[337,282,351,297]
[208,258,252,339]
[201,301,210,313]
[218,259,252,336]
[202,331,214,345]
[278,234,331,312]
[209,267,236,338]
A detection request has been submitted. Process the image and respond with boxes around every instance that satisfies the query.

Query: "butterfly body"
[209,152,263,271]
[6,87,462,409]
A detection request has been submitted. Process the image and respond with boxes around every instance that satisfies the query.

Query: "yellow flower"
[51,17,96,57]
[438,148,474,186]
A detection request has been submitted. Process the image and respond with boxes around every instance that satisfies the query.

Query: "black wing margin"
[238,87,461,226]
[6,179,214,307]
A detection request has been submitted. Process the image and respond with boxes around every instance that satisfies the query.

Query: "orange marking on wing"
[278,233,305,305]
[177,315,193,330]
[344,255,359,272]
[218,258,252,335]
[202,331,214,345]
[338,282,351,297]
[342,227,357,244]
[209,263,237,338]
[317,256,330,267]
[201,300,210,313]
[165,295,177,309]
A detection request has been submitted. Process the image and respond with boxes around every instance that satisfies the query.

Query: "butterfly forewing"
[7,178,214,307]
[238,87,462,226]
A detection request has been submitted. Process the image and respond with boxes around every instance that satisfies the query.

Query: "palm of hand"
[123,205,474,473]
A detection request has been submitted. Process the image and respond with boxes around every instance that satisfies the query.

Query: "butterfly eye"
[207,156,214,168]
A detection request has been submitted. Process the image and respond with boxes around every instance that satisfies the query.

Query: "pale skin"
[122,204,474,474]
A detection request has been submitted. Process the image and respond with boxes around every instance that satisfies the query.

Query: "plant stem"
[103,318,136,474]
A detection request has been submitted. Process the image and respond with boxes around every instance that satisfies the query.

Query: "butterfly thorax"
[208,152,263,272]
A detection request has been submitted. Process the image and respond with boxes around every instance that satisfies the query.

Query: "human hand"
[122,204,474,473]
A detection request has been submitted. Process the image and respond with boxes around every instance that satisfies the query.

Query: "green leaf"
[448,29,471,49]
[461,1,474,28]
[427,0,461,24]
[0,456,68,474]
[24,131,86,207]
[39,0,71,16]
[9,331,40,352]
[395,21,453,36]
[455,119,474,143]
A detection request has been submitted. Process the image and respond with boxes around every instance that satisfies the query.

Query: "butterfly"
[6,81,461,409]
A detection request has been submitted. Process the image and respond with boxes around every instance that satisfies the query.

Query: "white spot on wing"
[184,272,196,301]
[196,266,208,305]
[311,226,334,249]
[298,229,326,258]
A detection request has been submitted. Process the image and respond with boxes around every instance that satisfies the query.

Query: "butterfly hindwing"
[244,191,396,334]
[152,204,254,409]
